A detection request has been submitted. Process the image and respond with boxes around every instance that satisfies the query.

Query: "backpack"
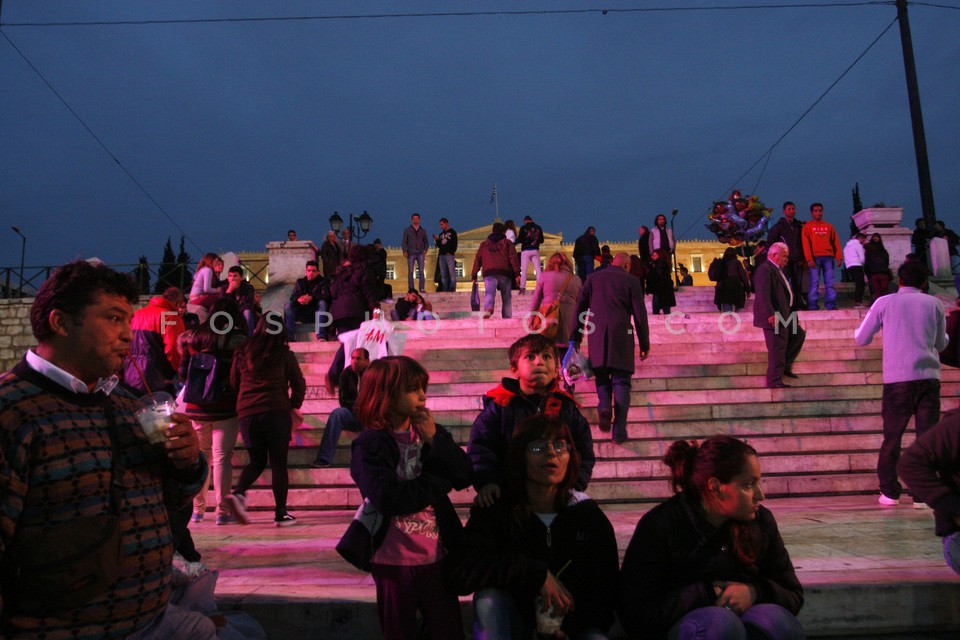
[708,258,723,282]
[183,352,231,405]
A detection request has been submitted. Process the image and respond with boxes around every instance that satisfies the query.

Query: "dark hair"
[192,297,247,353]
[663,436,760,564]
[439,217,449,224]
[161,286,184,304]
[504,414,581,514]
[287,229,296,235]
[504,220,517,232]
[236,316,291,372]
[492,222,506,235]
[31,260,139,342]
[306,260,319,269]
[810,202,823,211]
[585,226,596,234]
[509,333,558,368]
[898,259,928,288]
[353,356,429,430]
[347,243,369,265]
[228,266,244,276]
[916,218,924,226]
[782,201,794,210]
[723,247,738,260]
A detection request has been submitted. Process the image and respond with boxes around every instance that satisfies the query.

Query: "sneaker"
[878,493,900,506]
[227,493,251,525]
[275,513,297,527]
[190,511,204,524]
[311,460,331,468]
[913,501,932,510]
[215,513,233,526]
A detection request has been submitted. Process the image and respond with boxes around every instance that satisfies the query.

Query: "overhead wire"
[0,27,202,252]
[0,3,897,28]
[675,14,899,241]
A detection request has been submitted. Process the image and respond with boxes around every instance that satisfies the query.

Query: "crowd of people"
[3,209,959,639]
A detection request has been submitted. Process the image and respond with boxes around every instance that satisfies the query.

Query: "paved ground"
[190,494,960,638]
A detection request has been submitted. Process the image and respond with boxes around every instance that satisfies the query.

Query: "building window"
[386,263,396,280]
[691,256,703,273]
[455,260,465,278]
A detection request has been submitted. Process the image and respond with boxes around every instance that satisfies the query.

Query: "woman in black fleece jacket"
[618,436,805,640]
[447,414,618,639]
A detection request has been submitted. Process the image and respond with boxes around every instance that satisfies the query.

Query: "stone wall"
[0,298,35,373]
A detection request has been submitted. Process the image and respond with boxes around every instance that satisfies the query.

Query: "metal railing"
[1,258,269,299]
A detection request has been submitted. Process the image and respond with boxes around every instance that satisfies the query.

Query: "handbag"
[470,281,481,312]
[336,498,387,571]
[2,400,125,612]
[529,274,574,340]
[183,351,231,405]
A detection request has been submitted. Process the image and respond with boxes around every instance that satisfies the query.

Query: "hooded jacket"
[467,377,594,491]
[471,232,520,280]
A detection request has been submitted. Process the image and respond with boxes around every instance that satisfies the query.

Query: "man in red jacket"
[801,203,843,310]
[122,286,186,394]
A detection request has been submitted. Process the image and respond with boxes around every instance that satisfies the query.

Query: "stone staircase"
[225,284,960,513]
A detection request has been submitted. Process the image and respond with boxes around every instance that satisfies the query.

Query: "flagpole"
[495,183,500,219]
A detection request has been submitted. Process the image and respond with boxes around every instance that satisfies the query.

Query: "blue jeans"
[808,256,837,310]
[594,367,631,442]
[483,275,513,318]
[283,300,329,340]
[314,407,360,465]
[944,532,960,576]
[668,604,805,640]
[407,252,425,291]
[878,379,941,498]
[473,589,609,640]
[438,254,457,291]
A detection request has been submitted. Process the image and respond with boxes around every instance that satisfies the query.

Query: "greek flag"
[490,185,497,203]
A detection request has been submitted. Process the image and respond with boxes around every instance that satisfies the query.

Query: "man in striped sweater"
[0,260,212,638]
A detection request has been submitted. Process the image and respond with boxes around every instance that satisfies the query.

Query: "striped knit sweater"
[0,359,206,639]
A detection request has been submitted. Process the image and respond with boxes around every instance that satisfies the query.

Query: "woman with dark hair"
[714,247,751,312]
[227,317,306,527]
[326,243,382,388]
[647,250,676,315]
[180,297,247,525]
[447,414,619,639]
[864,233,891,300]
[618,435,804,640]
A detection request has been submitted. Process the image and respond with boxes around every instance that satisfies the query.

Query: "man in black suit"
[753,242,806,389]
[572,252,650,443]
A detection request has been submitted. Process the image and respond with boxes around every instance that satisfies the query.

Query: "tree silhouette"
[174,236,192,291]
[850,183,864,236]
[133,255,151,295]
[154,237,178,293]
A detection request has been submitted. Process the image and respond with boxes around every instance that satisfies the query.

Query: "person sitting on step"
[312,348,370,468]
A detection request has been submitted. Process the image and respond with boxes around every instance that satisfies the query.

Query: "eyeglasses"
[527,439,570,455]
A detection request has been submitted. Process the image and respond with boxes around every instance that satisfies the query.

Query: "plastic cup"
[535,596,564,635]
[136,391,176,445]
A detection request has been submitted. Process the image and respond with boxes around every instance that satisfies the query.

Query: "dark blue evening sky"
[1,1,958,269]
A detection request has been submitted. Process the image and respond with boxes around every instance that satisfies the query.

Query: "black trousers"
[763,323,806,387]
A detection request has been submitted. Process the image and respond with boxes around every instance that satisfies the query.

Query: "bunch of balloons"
[706,190,772,246]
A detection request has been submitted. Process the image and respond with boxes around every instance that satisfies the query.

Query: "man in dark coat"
[572,226,601,281]
[571,252,649,444]
[767,201,806,310]
[753,242,805,389]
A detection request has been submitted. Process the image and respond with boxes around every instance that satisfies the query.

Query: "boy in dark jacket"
[467,334,595,506]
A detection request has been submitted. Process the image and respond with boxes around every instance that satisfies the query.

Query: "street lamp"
[10,226,25,297]
[328,210,374,245]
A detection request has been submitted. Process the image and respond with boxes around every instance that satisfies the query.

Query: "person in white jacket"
[844,233,867,307]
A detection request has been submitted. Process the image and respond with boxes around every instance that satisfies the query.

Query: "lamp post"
[328,210,374,246]
[10,226,25,297]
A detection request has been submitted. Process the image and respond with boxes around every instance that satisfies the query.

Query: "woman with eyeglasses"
[618,436,805,640]
[447,414,619,639]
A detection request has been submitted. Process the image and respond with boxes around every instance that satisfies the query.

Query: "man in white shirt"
[855,260,948,507]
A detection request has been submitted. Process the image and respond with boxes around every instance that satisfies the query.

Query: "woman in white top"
[188,252,223,324]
